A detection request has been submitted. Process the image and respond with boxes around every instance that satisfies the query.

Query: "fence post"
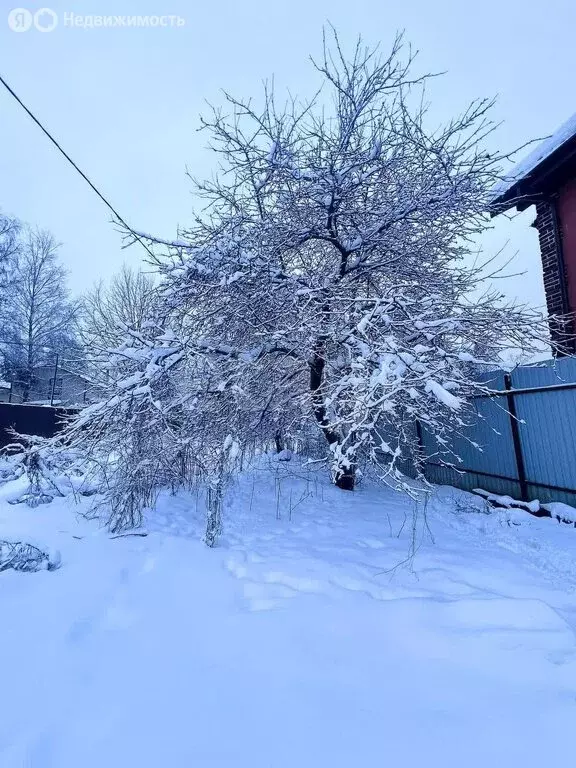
[415,419,426,477]
[504,373,529,501]
[50,353,59,406]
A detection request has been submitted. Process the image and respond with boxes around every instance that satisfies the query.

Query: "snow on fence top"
[492,111,576,203]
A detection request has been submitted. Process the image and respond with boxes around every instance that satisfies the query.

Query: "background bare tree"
[0,212,20,270]
[0,212,21,326]
[81,264,157,349]
[3,228,80,401]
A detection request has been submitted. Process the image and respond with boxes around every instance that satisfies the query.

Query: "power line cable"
[0,72,157,261]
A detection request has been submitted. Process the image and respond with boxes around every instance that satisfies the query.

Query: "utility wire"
[0,72,157,261]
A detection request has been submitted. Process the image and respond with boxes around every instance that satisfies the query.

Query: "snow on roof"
[492,111,576,202]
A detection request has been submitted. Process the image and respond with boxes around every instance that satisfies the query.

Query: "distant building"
[491,113,576,350]
[0,365,96,407]
[0,381,11,403]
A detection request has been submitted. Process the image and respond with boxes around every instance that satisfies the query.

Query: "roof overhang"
[490,122,576,217]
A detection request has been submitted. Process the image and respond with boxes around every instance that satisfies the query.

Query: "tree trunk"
[274,429,284,453]
[22,333,34,403]
[21,367,32,403]
[309,346,356,490]
[334,465,355,490]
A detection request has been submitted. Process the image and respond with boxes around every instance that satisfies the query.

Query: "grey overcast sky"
[1,0,575,308]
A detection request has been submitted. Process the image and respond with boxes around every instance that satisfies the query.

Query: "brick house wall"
[534,196,576,350]
[534,201,567,319]
[557,178,576,315]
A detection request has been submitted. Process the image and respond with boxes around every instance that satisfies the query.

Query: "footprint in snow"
[547,648,576,666]
[27,730,58,768]
[66,618,93,645]
[329,574,387,600]
[66,565,140,645]
[262,571,325,594]
[358,538,385,549]
[140,555,157,574]
[101,600,136,631]
[225,556,249,580]
[242,581,298,612]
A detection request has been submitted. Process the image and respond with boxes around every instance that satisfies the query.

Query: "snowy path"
[1,461,576,766]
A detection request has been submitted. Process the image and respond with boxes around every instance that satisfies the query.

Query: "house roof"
[491,112,576,213]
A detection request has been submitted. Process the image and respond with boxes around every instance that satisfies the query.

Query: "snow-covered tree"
[126,32,553,491]
[55,31,561,539]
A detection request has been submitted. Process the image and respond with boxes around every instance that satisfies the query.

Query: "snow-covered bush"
[0,540,61,572]
[0,453,24,486]
[2,432,97,507]
[55,324,245,536]
[3,435,67,507]
[451,494,491,516]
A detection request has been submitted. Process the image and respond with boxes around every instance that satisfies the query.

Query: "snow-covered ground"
[1,458,576,767]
